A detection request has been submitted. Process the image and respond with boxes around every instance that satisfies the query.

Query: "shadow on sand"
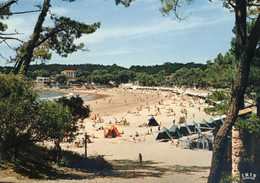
[1,145,210,181]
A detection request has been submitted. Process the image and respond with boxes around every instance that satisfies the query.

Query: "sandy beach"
[53,87,214,183]
[15,87,215,183]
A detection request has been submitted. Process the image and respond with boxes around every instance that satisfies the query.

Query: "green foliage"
[57,95,91,120]
[0,1,16,31]
[0,144,112,179]
[204,102,230,115]
[90,69,114,85]
[135,72,157,86]
[114,70,135,84]
[130,62,206,75]
[220,174,239,183]
[38,100,75,141]
[0,74,77,159]
[208,91,228,101]
[43,16,100,58]
[160,0,194,20]
[0,74,39,150]
[61,151,112,170]
[115,0,133,7]
[27,69,51,80]
[11,0,100,75]
[236,114,260,138]
[55,74,68,85]
[74,76,88,84]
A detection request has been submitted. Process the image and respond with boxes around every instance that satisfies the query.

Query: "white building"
[35,77,50,85]
[61,70,76,78]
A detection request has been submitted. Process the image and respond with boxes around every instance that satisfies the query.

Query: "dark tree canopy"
[57,95,91,120]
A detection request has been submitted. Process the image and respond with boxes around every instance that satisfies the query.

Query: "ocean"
[39,91,100,101]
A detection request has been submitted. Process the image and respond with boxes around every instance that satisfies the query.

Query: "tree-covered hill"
[0,62,206,77]
[130,62,207,75]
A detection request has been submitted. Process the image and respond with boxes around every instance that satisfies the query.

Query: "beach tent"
[148,116,159,126]
[169,124,182,139]
[105,125,121,138]
[180,123,193,136]
[156,126,172,141]
[199,119,211,132]
[207,117,217,128]
[188,121,201,133]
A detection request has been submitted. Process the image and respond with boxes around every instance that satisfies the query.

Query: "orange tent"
[105,125,121,138]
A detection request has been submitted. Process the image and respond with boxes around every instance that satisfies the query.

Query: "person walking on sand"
[171,138,174,146]
[139,153,142,164]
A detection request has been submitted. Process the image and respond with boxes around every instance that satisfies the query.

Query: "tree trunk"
[208,1,260,183]
[232,126,243,177]
[13,0,51,75]
[257,97,260,117]
[14,142,20,160]
[54,140,61,165]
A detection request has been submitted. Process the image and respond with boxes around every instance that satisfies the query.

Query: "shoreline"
[38,87,111,102]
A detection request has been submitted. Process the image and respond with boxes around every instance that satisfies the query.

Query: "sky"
[0,0,235,68]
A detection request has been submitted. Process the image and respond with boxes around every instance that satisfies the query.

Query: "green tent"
[180,123,193,136]
[169,124,182,139]
[156,126,172,140]
[199,119,211,132]
[189,121,201,133]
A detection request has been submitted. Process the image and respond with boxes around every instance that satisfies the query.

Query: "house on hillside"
[61,70,76,78]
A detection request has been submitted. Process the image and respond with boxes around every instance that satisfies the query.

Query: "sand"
[58,87,213,183]
[17,87,215,183]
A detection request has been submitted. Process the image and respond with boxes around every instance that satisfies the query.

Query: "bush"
[209,91,228,101]
[204,102,230,115]
[61,151,112,170]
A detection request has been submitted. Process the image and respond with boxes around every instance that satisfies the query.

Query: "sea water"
[39,91,99,101]
[39,91,66,100]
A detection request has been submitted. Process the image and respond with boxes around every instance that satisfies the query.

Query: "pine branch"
[0,9,40,16]
[0,36,25,43]
[0,0,17,12]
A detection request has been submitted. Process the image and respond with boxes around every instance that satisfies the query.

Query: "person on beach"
[139,153,142,164]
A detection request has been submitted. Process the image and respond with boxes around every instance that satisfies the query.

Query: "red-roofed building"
[61,70,76,78]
